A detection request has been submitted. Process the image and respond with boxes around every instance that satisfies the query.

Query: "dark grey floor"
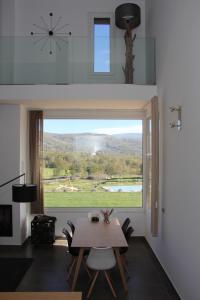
[0,238,180,300]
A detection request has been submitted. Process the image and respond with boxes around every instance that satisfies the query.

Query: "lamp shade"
[12,184,37,203]
[115,3,141,30]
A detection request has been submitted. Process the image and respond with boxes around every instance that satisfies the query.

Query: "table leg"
[71,247,84,291]
[114,247,128,293]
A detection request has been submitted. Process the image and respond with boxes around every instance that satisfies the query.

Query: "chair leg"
[121,255,130,278]
[121,255,127,268]
[67,257,77,281]
[87,271,99,299]
[82,259,92,278]
[104,271,117,298]
[67,256,74,271]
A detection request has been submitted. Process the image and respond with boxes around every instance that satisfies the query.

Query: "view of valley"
[43,120,143,208]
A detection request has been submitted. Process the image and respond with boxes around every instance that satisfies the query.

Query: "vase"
[104,216,110,224]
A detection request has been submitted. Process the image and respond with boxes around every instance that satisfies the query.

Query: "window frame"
[43,109,145,212]
[88,12,115,77]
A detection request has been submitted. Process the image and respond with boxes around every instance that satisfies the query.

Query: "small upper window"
[93,18,111,73]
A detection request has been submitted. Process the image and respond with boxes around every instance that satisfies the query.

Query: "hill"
[44,132,142,156]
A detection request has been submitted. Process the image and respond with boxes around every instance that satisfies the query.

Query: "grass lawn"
[44,191,142,208]
[44,178,143,192]
[43,173,143,208]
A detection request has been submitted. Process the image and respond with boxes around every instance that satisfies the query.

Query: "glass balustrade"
[0,36,155,85]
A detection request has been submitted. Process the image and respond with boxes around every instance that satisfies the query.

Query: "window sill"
[44,207,145,213]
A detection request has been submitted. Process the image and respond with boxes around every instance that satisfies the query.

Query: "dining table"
[71,217,128,292]
[0,292,82,300]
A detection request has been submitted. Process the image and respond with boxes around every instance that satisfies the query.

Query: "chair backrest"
[124,226,134,243]
[63,227,80,257]
[87,247,116,271]
[62,227,72,248]
[67,220,75,235]
[121,217,131,234]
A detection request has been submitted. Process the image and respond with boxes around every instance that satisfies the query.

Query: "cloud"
[92,125,142,135]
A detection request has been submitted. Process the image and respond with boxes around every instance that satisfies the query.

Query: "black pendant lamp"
[12,183,37,203]
[115,3,141,30]
[0,173,37,203]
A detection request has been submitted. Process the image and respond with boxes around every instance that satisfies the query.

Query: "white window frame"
[88,12,115,76]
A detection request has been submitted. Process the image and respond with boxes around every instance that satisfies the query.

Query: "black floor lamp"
[0,173,37,203]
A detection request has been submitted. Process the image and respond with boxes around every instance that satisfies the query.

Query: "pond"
[105,185,142,192]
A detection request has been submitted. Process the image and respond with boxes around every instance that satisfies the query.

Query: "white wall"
[0,0,15,83]
[146,1,200,299]
[0,105,21,245]
[13,0,146,36]
[0,104,30,245]
[19,105,30,243]
[0,0,15,35]
[0,0,152,84]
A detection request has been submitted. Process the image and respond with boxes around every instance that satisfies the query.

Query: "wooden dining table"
[0,292,82,300]
[71,217,128,292]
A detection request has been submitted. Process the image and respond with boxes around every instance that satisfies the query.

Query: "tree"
[70,160,81,175]
[105,162,115,176]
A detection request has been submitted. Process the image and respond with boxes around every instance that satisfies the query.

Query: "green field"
[43,168,143,208]
[44,191,142,208]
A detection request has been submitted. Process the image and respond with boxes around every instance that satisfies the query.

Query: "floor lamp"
[0,173,37,203]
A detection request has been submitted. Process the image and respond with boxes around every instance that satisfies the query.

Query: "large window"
[43,119,143,208]
[93,18,111,73]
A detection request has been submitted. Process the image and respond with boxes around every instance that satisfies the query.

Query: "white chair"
[86,247,117,298]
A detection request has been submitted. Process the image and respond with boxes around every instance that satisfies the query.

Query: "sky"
[44,119,143,135]
[94,24,110,72]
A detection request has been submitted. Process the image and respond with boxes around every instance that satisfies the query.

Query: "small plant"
[101,209,114,224]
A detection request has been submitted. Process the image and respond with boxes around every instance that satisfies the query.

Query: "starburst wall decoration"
[30,12,71,55]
